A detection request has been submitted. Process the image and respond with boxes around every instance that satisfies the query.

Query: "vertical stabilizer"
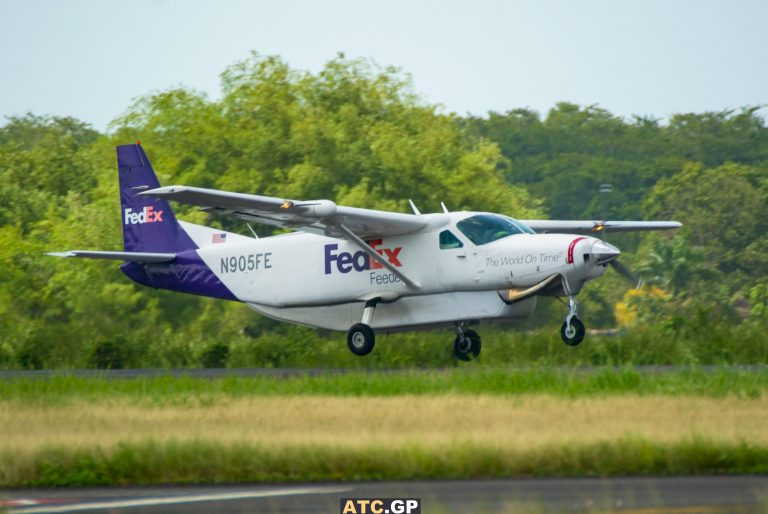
[117,144,195,253]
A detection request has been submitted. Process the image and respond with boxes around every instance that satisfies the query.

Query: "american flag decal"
[212,233,227,244]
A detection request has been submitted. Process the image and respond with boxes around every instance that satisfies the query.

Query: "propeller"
[609,259,643,289]
[593,183,644,290]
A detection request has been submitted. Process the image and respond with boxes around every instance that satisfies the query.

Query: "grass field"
[2,368,768,486]
[3,367,768,401]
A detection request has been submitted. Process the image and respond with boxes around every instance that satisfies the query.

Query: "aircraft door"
[436,229,483,287]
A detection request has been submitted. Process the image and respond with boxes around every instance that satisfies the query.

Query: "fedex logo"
[124,206,164,225]
[325,239,402,274]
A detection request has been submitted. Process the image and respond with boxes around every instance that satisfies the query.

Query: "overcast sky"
[1,0,766,131]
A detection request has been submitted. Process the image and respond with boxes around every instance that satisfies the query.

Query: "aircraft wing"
[139,186,427,239]
[519,220,682,234]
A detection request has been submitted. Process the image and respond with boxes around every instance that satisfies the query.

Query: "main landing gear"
[347,299,378,356]
[560,295,586,346]
[347,323,375,355]
[345,300,484,361]
[454,325,482,361]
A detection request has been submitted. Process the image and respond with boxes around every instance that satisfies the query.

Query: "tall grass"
[3,439,767,486]
[5,395,767,451]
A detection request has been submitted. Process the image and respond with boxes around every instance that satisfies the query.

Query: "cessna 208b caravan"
[51,144,681,360]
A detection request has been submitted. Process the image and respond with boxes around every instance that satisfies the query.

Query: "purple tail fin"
[117,144,195,253]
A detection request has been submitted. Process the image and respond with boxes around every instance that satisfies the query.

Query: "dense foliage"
[1,53,767,368]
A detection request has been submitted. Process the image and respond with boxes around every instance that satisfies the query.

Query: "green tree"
[0,54,542,368]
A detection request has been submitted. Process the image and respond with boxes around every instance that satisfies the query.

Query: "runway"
[3,476,767,513]
[1,365,767,379]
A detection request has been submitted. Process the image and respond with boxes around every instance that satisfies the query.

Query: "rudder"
[117,144,195,253]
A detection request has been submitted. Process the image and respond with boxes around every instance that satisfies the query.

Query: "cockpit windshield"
[456,214,534,245]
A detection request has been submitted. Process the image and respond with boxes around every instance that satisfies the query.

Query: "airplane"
[50,144,681,360]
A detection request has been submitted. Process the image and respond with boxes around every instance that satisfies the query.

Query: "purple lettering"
[337,251,353,273]
[324,244,339,275]
[352,251,368,272]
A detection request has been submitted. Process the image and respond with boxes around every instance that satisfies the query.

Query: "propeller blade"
[609,259,643,289]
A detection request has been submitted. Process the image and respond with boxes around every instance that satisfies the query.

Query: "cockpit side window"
[439,230,464,249]
[457,214,530,245]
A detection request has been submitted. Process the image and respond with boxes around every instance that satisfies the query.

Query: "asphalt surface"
[1,365,767,379]
[3,477,768,513]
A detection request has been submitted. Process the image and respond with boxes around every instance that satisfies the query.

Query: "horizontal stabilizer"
[47,251,176,263]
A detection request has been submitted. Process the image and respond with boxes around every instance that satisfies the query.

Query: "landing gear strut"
[347,299,379,356]
[454,325,482,361]
[560,295,585,346]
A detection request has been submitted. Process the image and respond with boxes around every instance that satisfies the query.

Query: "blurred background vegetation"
[1,53,767,369]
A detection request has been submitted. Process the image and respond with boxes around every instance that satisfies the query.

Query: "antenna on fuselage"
[408,199,422,216]
[440,201,450,214]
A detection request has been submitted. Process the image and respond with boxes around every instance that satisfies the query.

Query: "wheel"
[454,329,482,361]
[347,323,375,356]
[560,317,586,346]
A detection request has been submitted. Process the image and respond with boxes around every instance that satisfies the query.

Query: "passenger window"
[439,230,464,249]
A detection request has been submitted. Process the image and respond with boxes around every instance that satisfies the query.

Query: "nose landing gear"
[560,295,585,346]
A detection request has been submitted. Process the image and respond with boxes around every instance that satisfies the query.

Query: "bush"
[90,340,126,369]
[200,343,229,368]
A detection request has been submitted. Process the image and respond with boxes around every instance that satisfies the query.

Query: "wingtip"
[46,251,74,258]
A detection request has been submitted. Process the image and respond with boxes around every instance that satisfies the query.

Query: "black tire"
[347,323,375,356]
[454,329,482,361]
[560,317,586,346]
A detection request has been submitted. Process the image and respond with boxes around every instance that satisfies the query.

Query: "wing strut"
[336,224,421,290]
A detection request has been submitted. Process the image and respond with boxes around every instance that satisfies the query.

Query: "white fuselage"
[183,212,610,332]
